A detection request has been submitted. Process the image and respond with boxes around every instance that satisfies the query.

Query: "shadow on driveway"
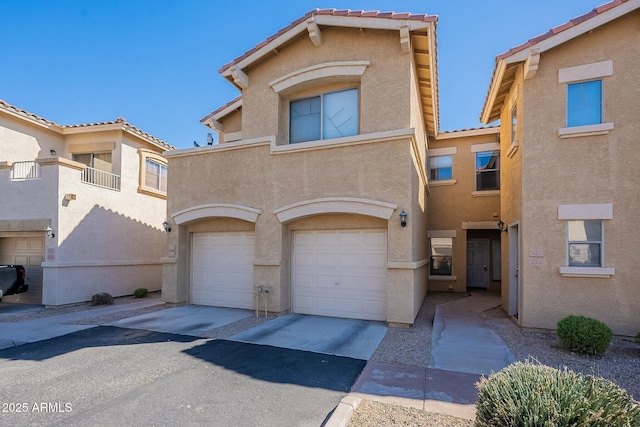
[0,326,200,361]
[183,339,366,392]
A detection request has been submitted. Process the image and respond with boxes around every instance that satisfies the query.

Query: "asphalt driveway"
[0,326,365,426]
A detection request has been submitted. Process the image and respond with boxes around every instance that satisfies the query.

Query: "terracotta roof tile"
[218,8,436,74]
[0,98,173,150]
[497,0,630,60]
[200,95,242,123]
[0,98,61,128]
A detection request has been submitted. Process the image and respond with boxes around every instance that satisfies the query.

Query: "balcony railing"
[11,161,40,180]
[81,167,121,191]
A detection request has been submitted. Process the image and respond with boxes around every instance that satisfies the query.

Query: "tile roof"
[0,98,62,128]
[496,0,630,61]
[218,8,437,74]
[0,98,174,150]
[200,95,242,124]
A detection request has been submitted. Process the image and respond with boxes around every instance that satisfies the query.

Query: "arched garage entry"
[275,197,397,321]
[172,204,261,309]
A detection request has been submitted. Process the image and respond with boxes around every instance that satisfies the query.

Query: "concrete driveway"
[109,306,388,360]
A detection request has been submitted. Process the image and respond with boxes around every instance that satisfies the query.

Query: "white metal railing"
[11,161,40,180]
[81,167,121,191]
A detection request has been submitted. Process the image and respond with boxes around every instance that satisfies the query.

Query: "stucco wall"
[427,131,501,292]
[519,11,640,335]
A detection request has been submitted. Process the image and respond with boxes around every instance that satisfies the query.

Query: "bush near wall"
[90,292,114,306]
[475,361,640,427]
[557,315,612,356]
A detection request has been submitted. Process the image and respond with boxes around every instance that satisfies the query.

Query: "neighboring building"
[162,10,442,325]
[0,99,175,305]
[481,0,640,335]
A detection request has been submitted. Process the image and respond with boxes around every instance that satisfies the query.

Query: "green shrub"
[636,332,640,345]
[475,361,640,427]
[557,315,612,356]
[90,292,114,306]
[133,288,148,298]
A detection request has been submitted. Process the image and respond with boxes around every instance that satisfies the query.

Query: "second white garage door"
[191,232,254,309]
[293,229,387,321]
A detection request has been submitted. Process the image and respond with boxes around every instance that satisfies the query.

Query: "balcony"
[10,161,40,180]
[81,167,121,191]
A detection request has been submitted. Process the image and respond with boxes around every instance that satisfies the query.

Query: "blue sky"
[0,0,603,149]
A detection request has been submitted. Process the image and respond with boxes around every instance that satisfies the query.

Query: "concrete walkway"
[344,292,517,422]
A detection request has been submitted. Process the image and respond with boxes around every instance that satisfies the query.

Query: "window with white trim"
[430,237,452,276]
[73,152,112,173]
[567,80,602,127]
[429,155,452,181]
[145,159,167,193]
[567,220,602,267]
[475,151,500,191]
[289,88,358,143]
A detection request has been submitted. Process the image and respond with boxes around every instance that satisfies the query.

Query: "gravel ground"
[3,290,639,426]
[349,292,640,426]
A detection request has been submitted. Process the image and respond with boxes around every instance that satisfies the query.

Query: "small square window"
[475,151,500,191]
[429,155,452,181]
[567,220,602,267]
[430,237,452,276]
[567,80,602,127]
[290,88,358,143]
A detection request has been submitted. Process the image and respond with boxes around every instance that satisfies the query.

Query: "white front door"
[467,239,490,289]
[191,232,255,309]
[292,229,387,321]
[0,237,44,304]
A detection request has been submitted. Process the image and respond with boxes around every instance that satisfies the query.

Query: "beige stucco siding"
[518,11,640,335]
[237,27,412,143]
[0,116,64,163]
[427,132,501,292]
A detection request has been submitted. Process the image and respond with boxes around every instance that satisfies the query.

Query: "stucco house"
[0,99,175,305]
[481,0,640,335]
[162,10,444,325]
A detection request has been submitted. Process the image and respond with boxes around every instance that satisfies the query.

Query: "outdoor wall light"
[497,220,508,233]
[162,220,172,233]
[50,149,57,156]
[45,226,55,238]
[399,209,407,227]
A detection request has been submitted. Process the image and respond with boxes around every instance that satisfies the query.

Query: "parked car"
[0,265,28,301]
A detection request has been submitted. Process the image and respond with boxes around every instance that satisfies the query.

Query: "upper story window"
[138,149,168,198]
[429,155,452,181]
[145,159,167,193]
[567,80,602,127]
[289,88,358,143]
[475,151,500,191]
[510,104,517,144]
[73,152,112,172]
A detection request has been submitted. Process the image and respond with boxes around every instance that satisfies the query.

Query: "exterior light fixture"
[206,133,214,145]
[45,226,55,238]
[497,220,507,233]
[50,149,57,156]
[162,221,172,233]
[399,209,407,227]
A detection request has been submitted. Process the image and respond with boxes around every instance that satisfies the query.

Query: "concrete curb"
[324,395,362,427]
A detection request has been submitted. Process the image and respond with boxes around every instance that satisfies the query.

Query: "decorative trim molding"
[462,221,499,230]
[427,230,457,238]
[274,197,397,223]
[558,123,614,138]
[558,203,613,220]
[306,17,322,46]
[472,190,500,197]
[428,275,457,281]
[427,146,457,156]
[387,259,429,270]
[558,60,613,83]
[471,142,500,153]
[269,61,370,94]
[172,203,262,224]
[524,50,540,80]
[559,266,615,278]
[429,179,457,187]
[506,139,519,158]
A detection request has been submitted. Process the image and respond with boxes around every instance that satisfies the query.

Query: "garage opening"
[292,229,387,321]
[191,231,255,309]
[0,236,44,304]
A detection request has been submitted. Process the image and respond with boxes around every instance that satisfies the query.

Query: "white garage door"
[191,232,254,309]
[0,237,44,304]
[293,229,387,321]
